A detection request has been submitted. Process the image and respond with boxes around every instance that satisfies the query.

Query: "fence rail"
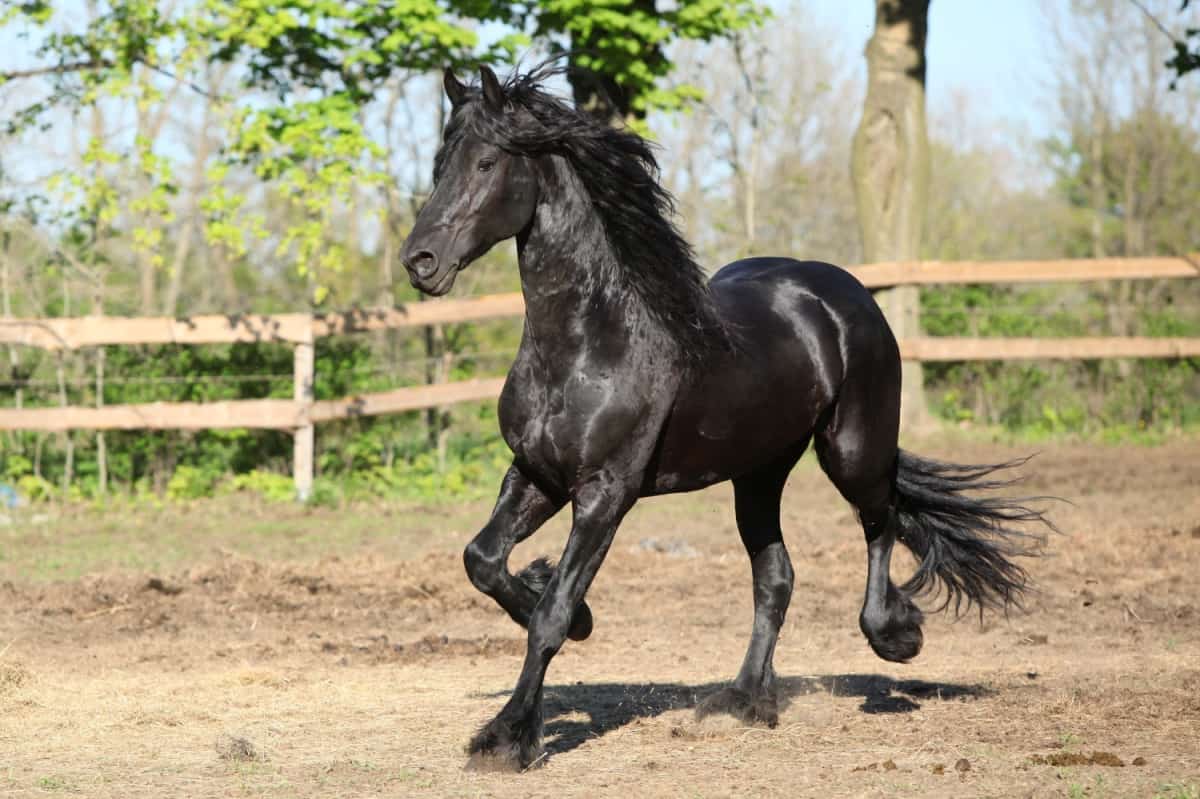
[2,255,1198,498]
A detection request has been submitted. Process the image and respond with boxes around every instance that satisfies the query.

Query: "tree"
[657,17,863,268]
[0,1,524,305]
[1129,0,1200,85]
[511,0,769,124]
[851,0,931,431]
[1,0,767,294]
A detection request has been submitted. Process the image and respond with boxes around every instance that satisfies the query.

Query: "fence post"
[293,326,315,502]
[878,284,929,433]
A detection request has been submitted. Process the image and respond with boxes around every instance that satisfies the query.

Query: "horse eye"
[477,158,496,173]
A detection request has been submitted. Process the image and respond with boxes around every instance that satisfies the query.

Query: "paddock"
[1,437,1197,797]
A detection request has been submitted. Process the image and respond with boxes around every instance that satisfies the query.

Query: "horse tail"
[892,450,1056,615]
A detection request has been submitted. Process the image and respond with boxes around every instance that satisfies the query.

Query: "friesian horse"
[400,64,1051,771]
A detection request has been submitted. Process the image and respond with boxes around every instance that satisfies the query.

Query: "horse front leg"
[462,464,594,640]
[466,473,637,771]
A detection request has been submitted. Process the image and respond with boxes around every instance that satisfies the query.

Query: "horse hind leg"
[815,391,924,663]
[697,448,803,727]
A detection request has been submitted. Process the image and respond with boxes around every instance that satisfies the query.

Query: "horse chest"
[498,355,662,491]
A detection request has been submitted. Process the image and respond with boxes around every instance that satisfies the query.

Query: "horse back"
[646,258,896,494]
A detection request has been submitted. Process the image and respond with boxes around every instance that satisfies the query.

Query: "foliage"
[1,4,1198,509]
[226,469,295,502]
[922,282,1200,436]
[0,320,520,504]
[166,463,219,500]
[499,0,769,119]
[918,77,1200,440]
[1165,0,1200,87]
[1,1,513,299]
[1044,110,1200,258]
[0,0,763,294]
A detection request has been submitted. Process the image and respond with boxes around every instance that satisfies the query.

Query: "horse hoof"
[465,748,536,773]
[465,717,544,773]
[861,588,925,663]
[567,602,593,641]
[866,624,924,663]
[695,685,779,728]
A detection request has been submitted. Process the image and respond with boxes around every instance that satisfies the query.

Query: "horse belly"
[648,352,831,494]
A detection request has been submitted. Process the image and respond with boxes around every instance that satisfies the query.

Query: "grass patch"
[0,493,492,583]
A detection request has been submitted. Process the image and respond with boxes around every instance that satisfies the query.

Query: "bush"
[16,475,55,503]
[922,282,1200,436]
[166,464,221,500]
[305,478,343,509]
[227,471,296,503]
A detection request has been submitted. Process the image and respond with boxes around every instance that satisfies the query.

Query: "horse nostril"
[405,249,439,279]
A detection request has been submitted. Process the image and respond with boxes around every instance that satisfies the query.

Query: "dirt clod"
[285,574,330,594]
[1029,751,1125,767]
[216,734,265,763]
[0,661,31,694]
[145,577,183,595]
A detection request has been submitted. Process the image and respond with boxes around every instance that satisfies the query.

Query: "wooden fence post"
[878,284,929,432]
[293,327,315,502]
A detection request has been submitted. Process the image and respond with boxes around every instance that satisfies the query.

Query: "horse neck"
[515,155,638,349]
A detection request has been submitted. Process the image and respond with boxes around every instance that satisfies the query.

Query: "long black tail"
[893,450,1057,616]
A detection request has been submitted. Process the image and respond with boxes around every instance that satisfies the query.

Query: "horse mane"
[438,63,728,362]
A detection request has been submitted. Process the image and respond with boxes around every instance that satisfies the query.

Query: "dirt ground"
[1,438,1198,798]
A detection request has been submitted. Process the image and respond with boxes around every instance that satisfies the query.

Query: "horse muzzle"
[400,246,460,297]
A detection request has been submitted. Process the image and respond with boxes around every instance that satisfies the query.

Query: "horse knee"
[526,601,573,659]
[463,538,505,594]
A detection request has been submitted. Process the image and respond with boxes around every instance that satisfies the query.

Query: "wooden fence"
[2,255,1197,498]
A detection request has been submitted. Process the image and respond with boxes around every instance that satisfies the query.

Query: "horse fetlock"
[696,684,780,728]
[465,713,545,772]
[567,602,593,641]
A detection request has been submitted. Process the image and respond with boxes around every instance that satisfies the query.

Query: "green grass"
[35,775,77,793]
[0,494,494,582]
[1155,785,1200,799]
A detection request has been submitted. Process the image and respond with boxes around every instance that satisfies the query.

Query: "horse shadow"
[478,673,988,758]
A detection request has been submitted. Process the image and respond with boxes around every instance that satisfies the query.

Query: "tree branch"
[1127,0,1181,42]
[0,59,111,82]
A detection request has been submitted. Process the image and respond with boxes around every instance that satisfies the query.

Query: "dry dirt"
[1,439,1199,798]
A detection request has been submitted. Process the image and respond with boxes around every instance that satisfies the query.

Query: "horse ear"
[479,65,505,111]
[444,67,468,107]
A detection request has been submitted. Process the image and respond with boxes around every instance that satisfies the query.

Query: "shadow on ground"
[477,673,989,758]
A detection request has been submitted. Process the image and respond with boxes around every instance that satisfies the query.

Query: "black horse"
[400,64,1051,771]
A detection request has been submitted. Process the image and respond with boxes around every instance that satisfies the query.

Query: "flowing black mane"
[435,65,727,361]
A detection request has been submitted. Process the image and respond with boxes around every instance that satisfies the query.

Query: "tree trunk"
[851,0,931,433]
[95,348,107,495]
[1090,132,1106,258]
[56,352,74,493]
[1,235,22,417]
[567,63,636,126]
